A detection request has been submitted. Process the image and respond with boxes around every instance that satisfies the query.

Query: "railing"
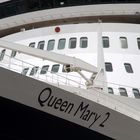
[0,54,86,88]
[0,0,140,19]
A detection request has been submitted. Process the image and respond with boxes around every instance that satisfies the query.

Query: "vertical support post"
[94,20,107,91]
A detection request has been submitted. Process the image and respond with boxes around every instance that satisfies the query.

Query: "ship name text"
[38,88,110,128]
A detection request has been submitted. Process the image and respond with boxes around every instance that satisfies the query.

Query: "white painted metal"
[0,39,98,73]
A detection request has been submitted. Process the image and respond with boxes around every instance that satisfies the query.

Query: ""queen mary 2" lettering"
[38,88,111,129]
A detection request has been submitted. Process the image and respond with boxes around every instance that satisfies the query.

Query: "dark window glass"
[102,36,109,48]
[0,49,6,61]
[51,64,60,73]
[69,38,77,49]
[120,37,128,49]
[133,88,140,99]
[11,50,17,58]
[29,42,35,48]
[47,40,55,51]
[38,41,45,50]
[80,37,88,48]
[105,62,113,72]
[30,66,39,76]
[58,39,66,50]
[137,38,140,49]
[40,65,49,74]
[108,87,114,94]
[119,88,128,97]
[22,68,29,75]
[124,63,133,73]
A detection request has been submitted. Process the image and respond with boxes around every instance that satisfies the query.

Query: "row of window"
[0,35,140,60]
[22,61,134,77]
[29,37,88,51]
[108,87,140,99]
[105,62,134,73]
[102,37,140,49]
[22,64,60,76]
[29,36,140,51]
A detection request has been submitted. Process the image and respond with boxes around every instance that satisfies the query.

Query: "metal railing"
[0,54,86,88]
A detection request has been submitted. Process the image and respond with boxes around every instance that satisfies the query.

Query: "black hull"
[0,96,114,140]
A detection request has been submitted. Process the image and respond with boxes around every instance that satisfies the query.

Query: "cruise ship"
[0,0,140,140]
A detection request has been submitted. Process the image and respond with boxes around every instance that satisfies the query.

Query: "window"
[124,63,133,73]
[0,49,6,61]
[69,38,77,49]
[40,65,49,74]
[58,39,66,50]
[119,88,128,97]
[51,64,60,73]
[80,37,88,48]
[102,36,109,48]
[108,87,114,94]
[137,38,140,49]
[105,62,113,72]
[47,40,55,51]
[120,37,128,49]
[11,50,17,58]
[29,42,35,48]
[37,41,45,50]
[22,68,29,75]
[30,66,39,76]
[133,88,140,99]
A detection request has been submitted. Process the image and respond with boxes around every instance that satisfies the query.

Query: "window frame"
[124,63,133,73]
[40,65,49,74]
[80,37,88,48]
[132,88,140,99]
[120,37,128,49]
[47,40,55,51]
[119,87,128,97]
[30,66,39,76]
[29,42,35,48]
[102,36,109,48]
[37,41,45,50]
[0,49,6,61]
[51,64,60,73]
[137,38,140,49]
[108,87,114,94]
[11,50,17,58]
[69,38,77,49]
[58,38,66,50]
[105,62,113,72]
[22,68,29,75]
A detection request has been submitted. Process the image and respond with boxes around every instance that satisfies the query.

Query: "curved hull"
[0,96,113,140]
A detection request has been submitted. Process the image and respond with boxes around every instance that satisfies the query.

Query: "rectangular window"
[102,36,109,48]
[30,66,39,76]
[11,50,17,58]
[137,38,140,49]
[51,64,60,73]
[58,39,66,50]
[69,38,77,49]
[47,40,55,51]
[105,62,113,72]
[22,68,29,75]
[40,65,49,74]
[119,88,128,97]
[38,41,45,50]
[108,87,114,94]
[80,37,88,48]
[124,63,133,73]
[133,88,140,99]
[120,37,128,49]
[0,49,6,61]
[29,42,35,48]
